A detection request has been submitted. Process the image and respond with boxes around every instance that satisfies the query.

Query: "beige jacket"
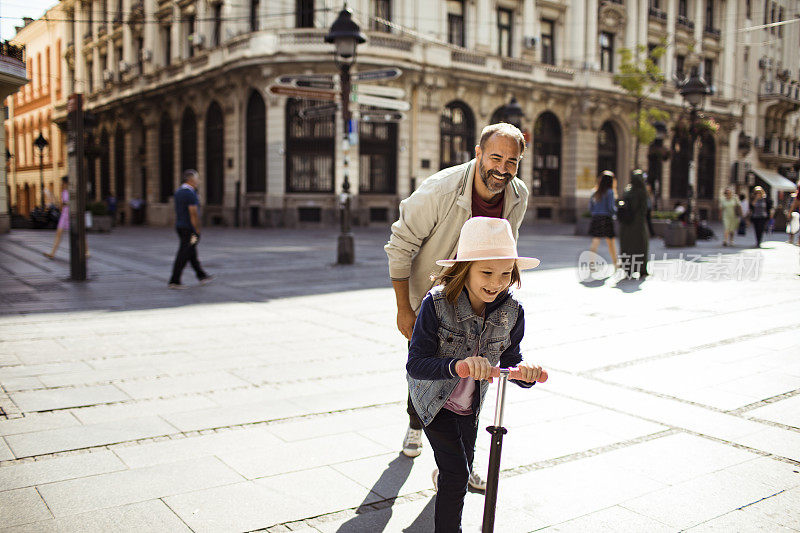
[385,159,529,312]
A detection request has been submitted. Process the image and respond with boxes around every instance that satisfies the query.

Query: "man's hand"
[397,307,416,340]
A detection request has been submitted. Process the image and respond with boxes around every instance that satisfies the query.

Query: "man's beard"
[479,159,513,195]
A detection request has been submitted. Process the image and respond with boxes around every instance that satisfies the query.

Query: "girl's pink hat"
[436,217,540,270]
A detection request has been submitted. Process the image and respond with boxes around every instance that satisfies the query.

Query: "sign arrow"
[276,73,336,84]
[353,84,405,99]
[268,85,338,101]
[298,103,339,119]
[361,111,406,123]
[352,68,402,82]
[352,93,411,111]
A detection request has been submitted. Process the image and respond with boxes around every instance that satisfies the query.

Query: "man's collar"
[180,183,195,191]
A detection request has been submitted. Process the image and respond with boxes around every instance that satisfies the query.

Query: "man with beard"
[384,122,528,490]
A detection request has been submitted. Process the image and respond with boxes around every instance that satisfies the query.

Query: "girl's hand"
[462,356,493,381]
[515,363,544,383]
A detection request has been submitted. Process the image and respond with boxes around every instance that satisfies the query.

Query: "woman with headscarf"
[618,170,650,278]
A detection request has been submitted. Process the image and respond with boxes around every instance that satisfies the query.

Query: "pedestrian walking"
[385,122,529,490]
[618,170,650,279]
[168,169,214,289]
[749,186,772,248]
[719,187,740,246]
[406,217,544,533]
[737,193,749,237]
[587,170,619,270]
[786,180,800,245]
[44,176,89,259]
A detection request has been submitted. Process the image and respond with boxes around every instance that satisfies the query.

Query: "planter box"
[664,223,687,247]
[651,219,671,238]
[88,214,113,233]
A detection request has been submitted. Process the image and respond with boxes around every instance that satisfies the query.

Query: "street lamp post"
[679,69,709,230]
[326,5,366,265]
[499,95,525,129]
[34,132,49,209]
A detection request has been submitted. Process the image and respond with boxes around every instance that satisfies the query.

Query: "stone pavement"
[0,223,799,532]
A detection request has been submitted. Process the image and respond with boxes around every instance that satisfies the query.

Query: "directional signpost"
[299,103,339,119]
[353,84,405,99]
[351,92,411,111]
[361,111,406,123]
[352,67,402,82]
[268,85,338,101]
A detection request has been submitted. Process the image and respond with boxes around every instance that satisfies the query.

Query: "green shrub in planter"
[88,201,108,216]
[651,210,678,220]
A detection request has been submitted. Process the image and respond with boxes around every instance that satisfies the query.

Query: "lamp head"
[325,7,366,62]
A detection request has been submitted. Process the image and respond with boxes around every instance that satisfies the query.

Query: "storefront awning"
[751,168,797,192]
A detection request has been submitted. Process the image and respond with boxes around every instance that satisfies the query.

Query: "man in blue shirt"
[168,169,214,289]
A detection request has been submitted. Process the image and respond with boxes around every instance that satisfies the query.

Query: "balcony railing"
[451,49,486,66]
[760,80,800,100]
[648,7,667,20]
[677,16,694,30]
[703,26,721,37]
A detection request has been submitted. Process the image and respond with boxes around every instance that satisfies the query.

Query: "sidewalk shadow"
[613,277,645,293]
[403,498,435,532]
[336,454,415,533]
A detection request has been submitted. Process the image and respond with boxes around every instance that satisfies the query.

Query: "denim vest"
[408,287,521,427]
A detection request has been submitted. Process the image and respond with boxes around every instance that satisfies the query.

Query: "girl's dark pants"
[751,218,767,246]
[423,408,478,533]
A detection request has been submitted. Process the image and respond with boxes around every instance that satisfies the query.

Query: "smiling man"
[384,122,529,489]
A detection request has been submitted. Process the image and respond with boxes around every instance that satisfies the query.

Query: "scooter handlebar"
[455,360,548,383]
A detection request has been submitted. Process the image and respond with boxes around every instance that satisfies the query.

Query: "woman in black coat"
[618,170,650,278]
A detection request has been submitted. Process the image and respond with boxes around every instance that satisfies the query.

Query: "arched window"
[670,134,691,199]
[100,130,110,199]
[532,111,561,197]
[180,108,197,173]
[114,127,125,200]
[440,101,475,169]
[359,120,397,194]
[205,102,224,205]
[697,133,716,200]
[246,90,266,193]
[597,121,618,176]
[159,113,174,202]
[285,97,335,192]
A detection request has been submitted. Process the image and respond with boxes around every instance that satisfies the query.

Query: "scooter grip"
[455,361,548,383]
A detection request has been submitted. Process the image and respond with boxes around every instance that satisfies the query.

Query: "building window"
[746,0,751,18]
[541,19,555,65]
[678,0,688,18]
[705,0,714,30]
[205,102,224,205]
[599,32,614,72]
[250,0,260,32]
[180,108,197,174]
[697,133,715,199]
[447,0,465,47]
[743,47,749,79]
[86,60,93,92]
[647,43,659,68]
[497,8,512,57]
[597,122,618,176]
[440,101,475,169]
[136,37,144,73]
[670,134,691,198]
[532,112,561,197]
[186,14,195,58]
[162,25,171,66]
[703,58,714,89]
[158,113,174,203]
[371,0,391,32]
[778,7,783,36]
[359,121,397,194]
[675,54,685,80]
[296,0,314,28]
[114,127,125,200]
[285,98,335,193]
[212,4,222,46]
[246,91,267,193]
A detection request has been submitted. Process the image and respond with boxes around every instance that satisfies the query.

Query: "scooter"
[456,361,548,533]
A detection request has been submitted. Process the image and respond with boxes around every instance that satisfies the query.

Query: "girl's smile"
[465,258,516,314]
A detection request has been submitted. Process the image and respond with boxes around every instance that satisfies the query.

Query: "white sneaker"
[432,468,439,492]
[402,427,423,457]
[468,464,487,491]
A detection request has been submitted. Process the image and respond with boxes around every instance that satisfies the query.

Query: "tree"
[614,42,671,169]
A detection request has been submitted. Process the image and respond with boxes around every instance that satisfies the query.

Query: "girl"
[406,217,545,532]
[44,176,90,260]
[588,170,619,270]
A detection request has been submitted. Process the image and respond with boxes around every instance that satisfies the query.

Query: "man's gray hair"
[479,123,526,157]
[182,169,199,183]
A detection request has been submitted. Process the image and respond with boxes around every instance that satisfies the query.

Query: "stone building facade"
[44,0,800,227]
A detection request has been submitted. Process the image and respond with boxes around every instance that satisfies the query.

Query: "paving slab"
[0,487,52,528]
[0,412,80,437]
[0,499,192,533]
[540,505,674,532]
[9,385,130,412]
[0,450,126,491]
[4,416,177,458]
[36,456,243,517]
